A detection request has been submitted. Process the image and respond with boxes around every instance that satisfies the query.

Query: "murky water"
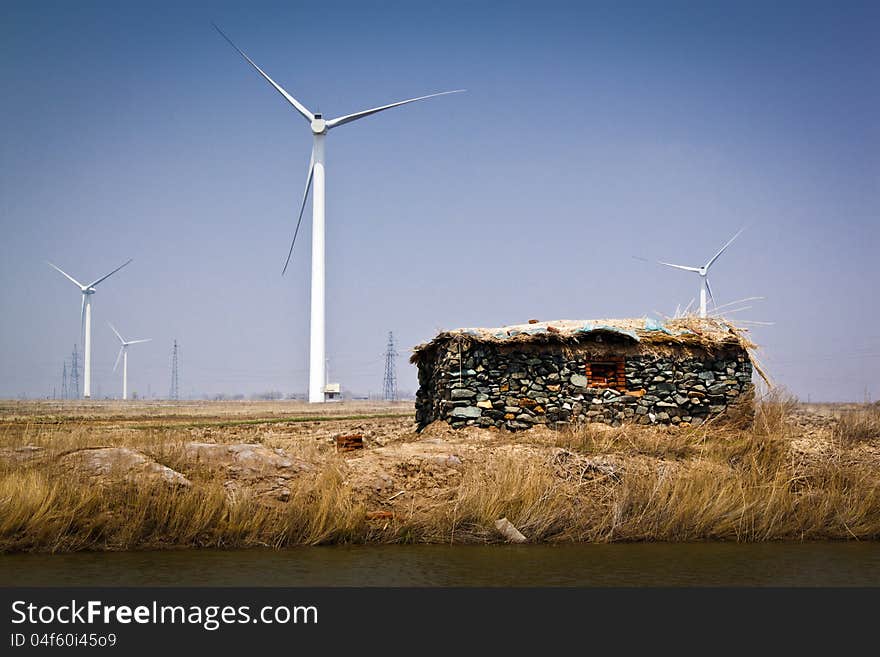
[2,543,879,586]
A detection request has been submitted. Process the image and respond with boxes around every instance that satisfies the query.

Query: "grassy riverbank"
[1,397,878,551]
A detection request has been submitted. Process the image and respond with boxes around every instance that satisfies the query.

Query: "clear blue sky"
[1,0,877,401]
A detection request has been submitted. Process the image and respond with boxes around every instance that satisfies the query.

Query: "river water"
[2,543,879,586]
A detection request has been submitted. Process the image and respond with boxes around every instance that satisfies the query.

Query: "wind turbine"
[109,323,151,401]
[47,259,133,398]
[215,24,464,403]
[656,229,744,318]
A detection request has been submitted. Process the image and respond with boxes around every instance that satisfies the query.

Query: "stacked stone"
[415,342,754,431]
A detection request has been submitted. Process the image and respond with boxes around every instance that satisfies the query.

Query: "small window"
[590,362,617,385]
[585,356,626,391]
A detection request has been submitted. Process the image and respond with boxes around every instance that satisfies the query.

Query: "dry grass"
[381,392,880,544]
[0,462,371,552]
[1,396,879,551]
[832,405,880,444]
[440,453,576,542]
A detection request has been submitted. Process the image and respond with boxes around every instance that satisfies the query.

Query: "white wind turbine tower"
[657,228,744,318]
[109,323,151,401]
[215,25,464,403]
[47,259,133,398]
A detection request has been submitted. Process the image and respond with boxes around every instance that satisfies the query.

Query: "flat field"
[1,397,878,551]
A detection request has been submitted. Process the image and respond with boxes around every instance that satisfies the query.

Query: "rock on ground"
[495,517,528,543]
[57,447,191,488]
[181,442,314,502]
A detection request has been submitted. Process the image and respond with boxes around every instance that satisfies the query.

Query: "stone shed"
[412,317,760,431]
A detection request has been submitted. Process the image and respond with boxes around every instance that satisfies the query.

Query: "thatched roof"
[411,316,757,364]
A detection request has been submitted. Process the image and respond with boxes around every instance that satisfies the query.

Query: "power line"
[61,361,68,400]
[70,345,80,399]
[383,331,398,401]
[169,339,179,400]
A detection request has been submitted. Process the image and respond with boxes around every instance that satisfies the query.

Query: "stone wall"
[415,341,754,431]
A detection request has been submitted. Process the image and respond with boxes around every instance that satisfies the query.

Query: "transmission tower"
[169,340,179,400]
[383,331,398,401]
[61,361,68,400]
[70,345,81,399]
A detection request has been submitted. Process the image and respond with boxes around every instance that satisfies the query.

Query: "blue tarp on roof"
[644,317,673,334]
[576,323,640,342]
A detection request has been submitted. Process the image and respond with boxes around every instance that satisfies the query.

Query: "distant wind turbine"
[215,24,464,403]
[47,259,132,398]
[655,228,745,318]
[109,323,151,401]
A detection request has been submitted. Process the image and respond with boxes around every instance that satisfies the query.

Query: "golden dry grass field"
[1,396,879,552]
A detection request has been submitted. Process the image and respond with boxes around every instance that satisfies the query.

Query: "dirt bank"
[1,399,878,551]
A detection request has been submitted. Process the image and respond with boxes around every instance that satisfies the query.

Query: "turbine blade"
[705,278,715,305]
[108,322,125,344]
[113,346,123,373]
[80,294,86,347]
[128,338,152,345]
[47,261,85,289]
[325,89,465,129]
[704,227,745,270]
[281,148,315,276]
[658,261,700,273]
[87,258,132,288]
[213,23,314,123]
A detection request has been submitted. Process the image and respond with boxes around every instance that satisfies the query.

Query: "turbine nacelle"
[48,259,133,295]
[310,115,327,134]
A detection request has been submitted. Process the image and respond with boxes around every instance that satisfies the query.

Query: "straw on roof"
[411,316,758,364]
